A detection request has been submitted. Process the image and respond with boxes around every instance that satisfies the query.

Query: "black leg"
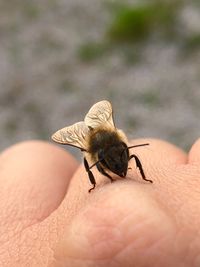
[129,154,152,183]
[96,163,114,183]
[84,157,96,193]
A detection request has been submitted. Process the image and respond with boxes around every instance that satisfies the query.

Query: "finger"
[0,140,78,232]
[188,138,200,164]
[51,138,188,225]
[50,139,187,267]
[126,138,187,184]
[129,138,187,165]
[51,179,177,267]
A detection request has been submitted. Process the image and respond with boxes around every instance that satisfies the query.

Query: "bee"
[51,100,152,192]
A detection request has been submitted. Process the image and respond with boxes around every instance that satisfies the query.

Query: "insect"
[51,100,152,192]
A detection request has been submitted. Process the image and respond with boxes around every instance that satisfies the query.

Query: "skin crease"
[1,139,200,266]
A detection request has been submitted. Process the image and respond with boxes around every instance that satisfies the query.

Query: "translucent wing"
[51,121,89,150]
[84,100,115,129]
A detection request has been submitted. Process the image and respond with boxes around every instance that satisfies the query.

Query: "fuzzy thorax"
[84,126,128,164]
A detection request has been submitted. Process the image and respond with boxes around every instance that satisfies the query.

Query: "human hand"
[1,139,200,267]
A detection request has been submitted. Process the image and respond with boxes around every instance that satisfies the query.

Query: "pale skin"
[1,139,200,267]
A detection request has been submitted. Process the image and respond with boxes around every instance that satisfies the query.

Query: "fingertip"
[0,140,79,224]
[188,138,200,164]
[0,140,79,180]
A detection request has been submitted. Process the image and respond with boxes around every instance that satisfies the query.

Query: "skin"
[1,139,200,267]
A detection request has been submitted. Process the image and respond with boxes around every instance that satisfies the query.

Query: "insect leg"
[84,157,96,193]
[129,154,153,183]
[96,163,114,183]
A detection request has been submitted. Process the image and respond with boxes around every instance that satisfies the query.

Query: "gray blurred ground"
[0,0,200,158]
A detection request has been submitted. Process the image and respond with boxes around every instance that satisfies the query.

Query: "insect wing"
[51,121,89,150]
[84,100,115,129]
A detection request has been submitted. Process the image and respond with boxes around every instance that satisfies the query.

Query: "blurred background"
[0,0,200,157]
